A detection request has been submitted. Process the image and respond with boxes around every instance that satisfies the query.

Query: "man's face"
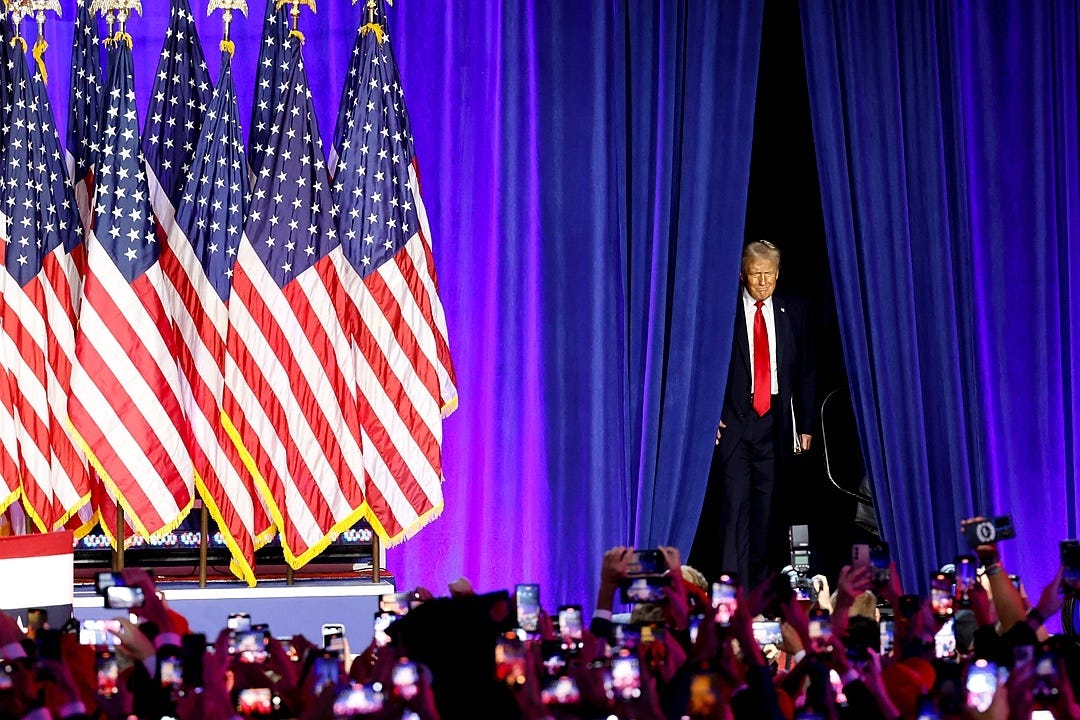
[742,256,779,302]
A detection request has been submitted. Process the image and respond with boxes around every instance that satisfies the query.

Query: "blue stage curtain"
[384,0,763,604]
[801,0,1080,594]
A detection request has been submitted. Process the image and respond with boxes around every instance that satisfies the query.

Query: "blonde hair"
[742,240,780,271]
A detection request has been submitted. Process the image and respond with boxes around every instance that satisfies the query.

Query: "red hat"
[882,662,923,718]
[902,657,936,693]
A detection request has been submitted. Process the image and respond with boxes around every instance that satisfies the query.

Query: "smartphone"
[916,694,942,720]
[712,574,738,627]
[954,555,977,598]
[0,663,12,691]
[379,592,414,616]
[312,650,341,693]
[931,572,955,619]
[1034,642,1060,703]
[236,687,274,716]
[228,613,252,632]
[627,548,666,576]
[1061,540,1080,592]
[322,623,346,653]
[752,620,783,647]
[392,659,419,700]
[869,543,891,585]
[495,632,526,686]
[620,575,671,604]
[963,515,1015,547]
[611,650,641,700]
[851,543,870,571]
[1009,573,1022,591]
[614,623,641,650]
[95,572,119,593]
[158,652,183,688]
[541,675,581,706]
[105,585,145,609]
[515,583,540,634]
[373,611,397,648]
[880,620,894,655]
[231,629,269,663]
[808,609,833,651]
[965,658,997,712]
[36,629,62,661]
[182,633,205,688]
[557,605,583,644]
[79,619,121,647]
[332,682,384,716]
[934,619,956,660]
[96,650,119,696]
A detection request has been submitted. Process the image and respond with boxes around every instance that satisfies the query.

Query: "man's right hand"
[715,421,726,446]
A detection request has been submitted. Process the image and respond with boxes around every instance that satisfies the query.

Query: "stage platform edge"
[73,577,395,653]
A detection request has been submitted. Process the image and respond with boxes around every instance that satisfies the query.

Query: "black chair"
[819,387,873,505]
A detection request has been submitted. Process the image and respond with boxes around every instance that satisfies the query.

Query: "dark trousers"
[690,403,778,587]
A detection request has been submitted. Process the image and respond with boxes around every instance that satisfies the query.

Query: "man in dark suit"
[690,241,815,586]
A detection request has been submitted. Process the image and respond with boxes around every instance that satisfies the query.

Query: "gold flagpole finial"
[28,0,60,84]
[274,0,314,44]
[356,0,384,43]
[208,0,247,58]
[8,0,29,52]
[90,0,140,47]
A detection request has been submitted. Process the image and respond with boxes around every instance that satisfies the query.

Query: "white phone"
[322,623,346,653]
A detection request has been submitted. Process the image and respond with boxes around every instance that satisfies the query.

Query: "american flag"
[68,39,195,540]
[142,0,210,218]
[0,44,91,532]
[330,21,457,543]
[66,1,104,241]
[0,11,25,516]
[224,36,367,568]
[167,47,274,584]
[247,0,291,176]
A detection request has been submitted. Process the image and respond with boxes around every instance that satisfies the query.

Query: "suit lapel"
[773,294,789,389]
[734,298,751,376]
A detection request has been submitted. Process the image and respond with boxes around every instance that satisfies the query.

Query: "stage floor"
[73,577,394,652]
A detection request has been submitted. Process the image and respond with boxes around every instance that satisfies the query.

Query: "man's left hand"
[800,434,812,452]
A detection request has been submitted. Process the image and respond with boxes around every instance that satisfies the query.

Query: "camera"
[963,515,1015,547]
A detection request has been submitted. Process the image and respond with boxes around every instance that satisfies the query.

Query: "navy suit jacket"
[717,291,815,461]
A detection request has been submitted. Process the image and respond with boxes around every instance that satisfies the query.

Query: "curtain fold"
[801,0,1080,593]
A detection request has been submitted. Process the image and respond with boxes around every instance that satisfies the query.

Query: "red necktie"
[753,300,771,416]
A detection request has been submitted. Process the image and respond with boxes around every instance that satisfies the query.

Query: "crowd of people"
[0,519,1077,720]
